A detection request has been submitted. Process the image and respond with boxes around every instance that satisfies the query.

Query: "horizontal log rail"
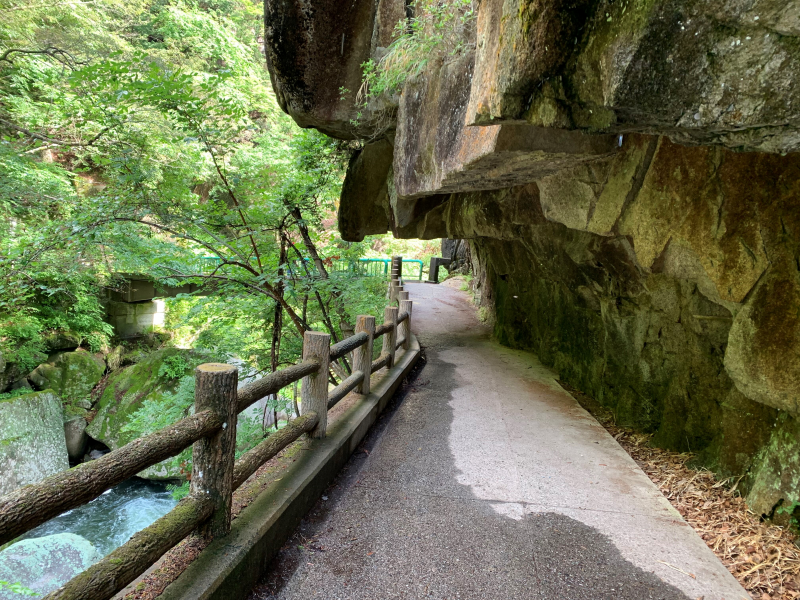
[232,412,319,490]
[329,332,368,361]
[7,262,415,600]
[371,353,391,373]
[374,322,394,337]
[327,370,365,410]
[0,409,222,546]
[237,360,320,414]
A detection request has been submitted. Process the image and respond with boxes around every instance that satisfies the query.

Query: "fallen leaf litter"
[565,380,800,599]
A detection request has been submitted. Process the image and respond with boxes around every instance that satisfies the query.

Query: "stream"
[22,478,177,557]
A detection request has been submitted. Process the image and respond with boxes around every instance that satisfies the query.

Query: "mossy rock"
[29,350,105,409]
[85,348,214,479]
[746,413,800,524]
[0,533,99,599]
[0,390,69,496]
[41,330,82,352]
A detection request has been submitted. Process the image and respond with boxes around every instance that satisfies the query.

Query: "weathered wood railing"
[0,278,415,600]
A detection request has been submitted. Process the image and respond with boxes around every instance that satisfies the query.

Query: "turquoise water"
[22,478,177,556]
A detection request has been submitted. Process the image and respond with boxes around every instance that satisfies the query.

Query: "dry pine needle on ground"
[561,382,800,599]
[608,423,800,599]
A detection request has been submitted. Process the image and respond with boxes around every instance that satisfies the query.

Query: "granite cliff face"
[265,0,800,518]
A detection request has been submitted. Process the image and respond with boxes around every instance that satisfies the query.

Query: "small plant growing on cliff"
[157,355,190,380]
[349,0,476,132]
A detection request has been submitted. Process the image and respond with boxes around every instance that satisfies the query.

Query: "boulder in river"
[29,350,105,409]
[0,533,99,599]
[0,390,69,496]
[86,348,214,479]
[64,415,89,462]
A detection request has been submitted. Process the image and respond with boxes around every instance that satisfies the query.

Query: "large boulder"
[338,139,394,241]
[0,391,69,496]
[462,0,800,153]
[393,53,618,226]
[0,533,99,599]
[746,413,800,521]
[29,350,105,409]
[724,264,800,416]
[263,0,381,138]
[64,416,88,462]
[41,331,82,352]
[86,348,213,479]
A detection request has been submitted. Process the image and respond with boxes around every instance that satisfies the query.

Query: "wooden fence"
[0,256,413,600]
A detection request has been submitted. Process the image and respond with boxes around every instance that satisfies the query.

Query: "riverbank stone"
[64,415,89,462]
[0,533,99,599]
[0,390,69,496]
[86,348,214,479]
[29,350,105,408]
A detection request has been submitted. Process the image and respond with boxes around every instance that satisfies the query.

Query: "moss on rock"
[0,533,99,599]
[85,348,214,479]
[29,350,105,409]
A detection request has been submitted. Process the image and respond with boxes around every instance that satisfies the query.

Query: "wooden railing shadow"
[0,258,414,600]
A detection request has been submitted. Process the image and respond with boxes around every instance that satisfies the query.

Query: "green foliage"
[0,0,388,443]
[0,388,33,401]
[122,374,196,438]
[0,268,112,372]
[0,580,38,596]
[776,498,800,529]
[351,0,476,131]
[157,355,190,380]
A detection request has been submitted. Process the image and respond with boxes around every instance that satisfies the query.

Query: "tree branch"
[0,117,108,147]
[0,46,85,69]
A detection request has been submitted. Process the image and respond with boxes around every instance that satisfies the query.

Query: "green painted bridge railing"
[330,258,424,281]
[199,256,424,280]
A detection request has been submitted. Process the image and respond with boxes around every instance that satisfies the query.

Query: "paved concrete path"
[250,282,749,600]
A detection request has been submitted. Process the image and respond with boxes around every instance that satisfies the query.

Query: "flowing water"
[22,478,177,557]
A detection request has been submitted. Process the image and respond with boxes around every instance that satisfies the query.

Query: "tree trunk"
[291,207,354,338]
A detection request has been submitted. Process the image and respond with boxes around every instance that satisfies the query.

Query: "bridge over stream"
[248,281,749,600]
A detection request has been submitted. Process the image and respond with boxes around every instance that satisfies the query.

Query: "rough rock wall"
[265,0,800,517]
[0,391,69,496]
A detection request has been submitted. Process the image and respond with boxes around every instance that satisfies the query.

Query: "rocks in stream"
[0,391,69,496]
[87,348,215,480]
[0,533,100,599]
[64,416,89,463]
[29,350,105,409]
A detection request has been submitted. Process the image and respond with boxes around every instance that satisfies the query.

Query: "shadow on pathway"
[248,282,749,600]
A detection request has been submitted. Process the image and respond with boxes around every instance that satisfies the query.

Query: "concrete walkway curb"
[159,336,421,600]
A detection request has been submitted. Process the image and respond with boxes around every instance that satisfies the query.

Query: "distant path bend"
[251,281,749,600]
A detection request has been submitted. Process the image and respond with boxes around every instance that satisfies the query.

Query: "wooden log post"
[381,306,398,368]
[392,255,403,280]
[353,315,375,395]
[395,285,404,305]
[191,363,238,539]
[301,331,331,439]
[399,298,413,351]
